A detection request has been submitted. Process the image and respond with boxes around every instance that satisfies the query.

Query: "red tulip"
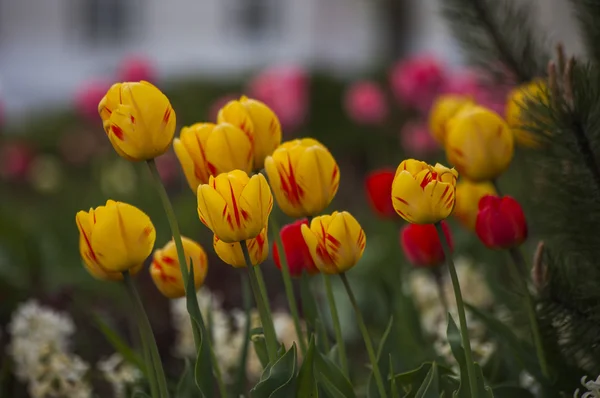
[272,219,319,277]
[475,195,527,249]
[365,169,396,218]
[400,221,453,268]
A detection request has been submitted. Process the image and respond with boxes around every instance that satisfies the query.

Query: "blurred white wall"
[0,0,383,116]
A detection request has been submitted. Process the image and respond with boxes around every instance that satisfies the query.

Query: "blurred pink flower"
[155,151,179,186]
[400,121,440,157]
[248,66,309,131]
[390,55,447,113]
[208,93,239,122]
[118,55,156,83]
[0,141,35,181]
[74,79,111,123]
[344,81,388,125]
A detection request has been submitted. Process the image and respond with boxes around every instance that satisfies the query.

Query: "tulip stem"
[508,247,550,380]
[322,274,349,376]
[432,268,449,318]
[123,271,169,398]
[435,222,478,398]
[145,159,227,398]
[340,273,387,398]
[241,240,280,362]
[270,218,307,355]
[255,265,274,322]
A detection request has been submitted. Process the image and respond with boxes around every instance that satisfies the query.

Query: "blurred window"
[84,0,132,45]
[236,0,280,41]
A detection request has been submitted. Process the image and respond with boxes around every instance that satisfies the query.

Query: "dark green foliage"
[570,0,600,63]
[440,0,549,82]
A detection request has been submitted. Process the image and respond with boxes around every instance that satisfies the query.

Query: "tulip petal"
[90,204,129,272]
[391,171,427,223]
[264,149,305,218]
[395,159,429,177]
[295,146,340,216]
[302,217,338,274]
[325,212,366,272]
[241,96,282,168]
[213,229,268,267]
[197,183,228,234]
[239,174,273,237]
[205,123,253,174]
[423,181,456,221]
[174,124,215,191]
[115,202,156,268]
[217,100,255,144]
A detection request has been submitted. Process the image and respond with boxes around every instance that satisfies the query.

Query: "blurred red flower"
[344,81,388,125]
[0,141,35,181]
[272,219,319,277]
[365,169,396,218]
[476,195,528,249]
[118,55,157,83]
[400,221,453,268]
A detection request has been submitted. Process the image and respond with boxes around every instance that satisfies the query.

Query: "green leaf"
[131,390,152,398]
[251,327,270,368]
[193,319,209,398]
[414,362,439,398]
[367,316,394,398]
[326,344,338,366]
[250,344,298,398]
[392,363,431,395]
[491,385,535,398]
[93,314,146,376]
[314,351,357,398]
[301,272,331,353]
[176,359,196,398]
[465,304,542,381]
[296,337,318,398]
[389,355,399,398]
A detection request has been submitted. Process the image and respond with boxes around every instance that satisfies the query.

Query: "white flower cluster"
[575,375,600,398]
[171,288,301,381]
[7,300,92,398]
[98,353,142,398]
[409,257,496,367]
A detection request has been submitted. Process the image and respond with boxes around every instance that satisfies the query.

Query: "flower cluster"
[97,354,142,398]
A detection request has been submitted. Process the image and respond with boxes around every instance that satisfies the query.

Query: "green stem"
[255,265,274,320]
[270,218,307,355]
[146,159,227,398]
[432,268,449,318]
[340,274,387,398]
[322,274,349,376]
[435,222,478,398]
[508,247,550,380]
[234,275,253,397]
[241,240,279,361]
[123,272,169,398]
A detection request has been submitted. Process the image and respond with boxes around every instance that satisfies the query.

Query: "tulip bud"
[365,169,396,218]
[76,200,156,280]
[98,81,176,161]
[197,170,273,243]
[272,219,319,277]
[475,195,528,249]
[400,221,453,268]
[213,228,269,267]
[505,80,548,147]
[150,236,208,298]
[301,211,366,274]
[265,138,340,218]
[445,105,514,182]
[218,96,282,170]
[428,95,475,144]
[453,180,497,230]
[174,123,253,192]
[391,159,458,224]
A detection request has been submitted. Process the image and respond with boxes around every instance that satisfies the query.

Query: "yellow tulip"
[445,105,514,182]
[506,80,548,147]
[428,95,475,144]
[264,138,340,218]
[218,96,282,170]
[173,123,253,192]
[76,200,156,280]
[150,236,208,298]
[453,180,497,230]
[391,159,458,224]
[300,211,366,274]
[197,170,273,243]
[213,228,269,267]
[98,81,176,161]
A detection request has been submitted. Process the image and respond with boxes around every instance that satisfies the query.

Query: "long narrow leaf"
[93,314,146,376]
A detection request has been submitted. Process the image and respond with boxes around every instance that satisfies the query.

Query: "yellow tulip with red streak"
[428,95,475,144]
[173,123,253,192]
[98,81,176,161]
[445,105,514,182]
[506,80,548,147]
[76,200,156,280]
[150,236,208,298]
[213,228,269,267]
[391,159,458,224]
[197,170,273,243]
[264,138,340,218]
[453,180,497,230]
[218,96,282,170]
[300,211,366,274]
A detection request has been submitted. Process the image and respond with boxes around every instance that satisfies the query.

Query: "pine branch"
[440,0,550,83]
[570,0,600,63]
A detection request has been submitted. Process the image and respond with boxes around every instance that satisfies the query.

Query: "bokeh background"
[0,0,587,396]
